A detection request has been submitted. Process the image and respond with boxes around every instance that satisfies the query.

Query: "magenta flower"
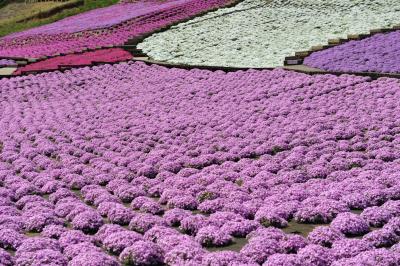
[195,226,232,247]
[119,241,164,265]
[330,212,370,236]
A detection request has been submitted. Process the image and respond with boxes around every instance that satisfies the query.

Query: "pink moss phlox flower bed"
[0,62,399,264]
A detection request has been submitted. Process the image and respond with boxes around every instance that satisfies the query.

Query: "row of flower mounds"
[0,0,243,77]
[283,24,400,78]
[0,60,399,265]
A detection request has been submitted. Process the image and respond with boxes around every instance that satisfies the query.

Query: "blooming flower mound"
[0,61,400,264]
[0,0,235,58]
[13,48,132,75]
[139,0,400,67]
[304,31,400,74]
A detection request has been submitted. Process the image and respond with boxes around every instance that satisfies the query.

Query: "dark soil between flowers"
[207,236,248,252]
[282,221,320,237]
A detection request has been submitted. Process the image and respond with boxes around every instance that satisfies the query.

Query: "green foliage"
[0,0,11,9]
[0,0,119,37]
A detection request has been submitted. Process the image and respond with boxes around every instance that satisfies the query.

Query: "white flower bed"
[138,0,400,67]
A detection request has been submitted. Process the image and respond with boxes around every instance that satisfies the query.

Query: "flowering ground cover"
[304,31,400,74]
[0,0,235,58]
[13,48,132,75]
[0,61,399,265]
[0,58,16,67]
[138,0,400,67]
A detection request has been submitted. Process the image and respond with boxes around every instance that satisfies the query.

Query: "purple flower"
[115,186,146,203]
[66,205,93,221]
[3,50,400,266]
[331,239,374,259]
[167,195,198,210]
[16,195,46,209]
[140,200,164,215]
[15,249,67,266]
[49,188,77,204]
[0,215,24,232]
[97,201,120,216]
[22,200,54,212]
[330,212,370,236]
[247,227,286,243]
[144,225,179,242]
[69,251,119,266]
[0,229,25,250]
[208,212,243,228]
[294,197,349,224]
[180,214,208,235]
[383,217,400,235]
[342,193,369,210]
[16,237,60,256]
[198,199,224,214]
[363,228,400,248]
[41,180,65,194]
[163,208,192,226]
[94,224,126,244]
[300,225,342,250]
[129,213,166,233]
[71,210,104,233]
[361,206,392,227]
[23,212,63,232]
[0,206,20,216]
[297,244,333,266]
[392,242,400,252]
[223,201,254,219]
[382,200,400,216]
[0,248,14,266]
[221,220,259,237]
[164,243,205,265]
[131,196,152,210]
[202,251,251,266]
[241,238,281,264]
[54,199,85,218]
[281,234,308,254]
[255,207,289,228]
[331,249,400,266]
[103,231,143,254]
[107,205,134,225]
[195,226,232,247]
[264,254,301,266]
[119,241,164,265]
[58,230,93,248]
[304,30,400,74]
[156,233,200,253]
[63,242,103,260]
